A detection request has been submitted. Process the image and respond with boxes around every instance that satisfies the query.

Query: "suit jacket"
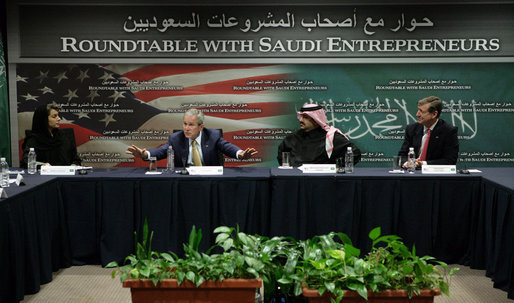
[148,128,240,167]
[398,119,459,165]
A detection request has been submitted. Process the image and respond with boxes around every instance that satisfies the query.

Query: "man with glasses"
[398,96,459,169]
[127,108,257,166]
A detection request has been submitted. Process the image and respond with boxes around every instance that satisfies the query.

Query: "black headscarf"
[21,103,81,167]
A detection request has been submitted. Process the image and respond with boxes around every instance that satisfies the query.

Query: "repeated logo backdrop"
[8,2,514,167]
[16,63,514,167]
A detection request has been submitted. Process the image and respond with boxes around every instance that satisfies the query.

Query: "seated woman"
[21,103,81,168]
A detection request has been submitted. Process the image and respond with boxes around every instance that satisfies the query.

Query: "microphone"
[459,164,470,174]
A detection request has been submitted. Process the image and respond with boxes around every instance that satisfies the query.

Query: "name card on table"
[40,166,76,175]
[186,166,223,175]
[299,164,336,174]
[145,171,162,175]
[15,173,26,186]
[422,165,457,174]
[0,188,7,198]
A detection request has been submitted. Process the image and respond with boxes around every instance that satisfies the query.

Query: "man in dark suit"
[126,108,257,167]
[398,96,459,168]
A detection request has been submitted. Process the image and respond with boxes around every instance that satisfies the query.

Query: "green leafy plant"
[106,219,172,285]
[365,227,457,298]
[213,225,298,300]
[107,222,456,303]
[106,221,293,297]
[282,227,458,303]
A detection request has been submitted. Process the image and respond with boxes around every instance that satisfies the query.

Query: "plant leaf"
[327,249,345,260]
[369,227,381,241]
[221,238,234,251]
[185,271,196,283]
[440,281,450,296]
[161,252,174,262]
[215,232,230,244]
[355,284,368,300]
[196,276,205,287]
[336,232,353,245]
[284,251,299,274]
[238,233,252,247]
[293,282,303,296]
[213,226,232,234]
[105,261,118,268]
[344,243,360,258]
[140,267,150,278]
[325,281,335,293]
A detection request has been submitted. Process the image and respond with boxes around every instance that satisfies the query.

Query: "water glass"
[148,157,157,171]
[336,157,345,173]
[392,156,403,172]
[282,152,290,167]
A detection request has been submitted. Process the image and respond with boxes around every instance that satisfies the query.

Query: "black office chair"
[25,128,78,147]
[172,129,224,166]
[22,128,79,167]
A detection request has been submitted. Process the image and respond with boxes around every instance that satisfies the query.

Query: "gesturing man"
[127,108,257,167]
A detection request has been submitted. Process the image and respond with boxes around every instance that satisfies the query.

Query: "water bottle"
[344,146,354,173]
[1,157,9,188]
[407,147,416,173]
[28,148,37,174]
[167,145,174,171]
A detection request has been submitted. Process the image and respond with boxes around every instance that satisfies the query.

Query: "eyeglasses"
[417,108,432,115]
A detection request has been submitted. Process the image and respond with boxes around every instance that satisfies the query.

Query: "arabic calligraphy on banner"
[15,63,514,167]
[15,4,513,58]
[122,11,434,34]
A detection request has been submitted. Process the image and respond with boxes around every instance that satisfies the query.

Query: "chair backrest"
[173,129,224,166]
[25,128,77,147]
[22,128,78,167]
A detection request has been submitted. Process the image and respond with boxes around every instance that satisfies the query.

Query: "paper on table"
[468,169,482,173]
[75,166,93,170]
[145,171,162,175]
[388,170,405,174]
[298,164,336,173]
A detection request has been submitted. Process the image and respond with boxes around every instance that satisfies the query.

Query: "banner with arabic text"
[11,3,514,59]
[16,63,514,167]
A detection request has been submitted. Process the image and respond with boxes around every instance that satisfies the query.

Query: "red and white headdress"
[297,104,348,158]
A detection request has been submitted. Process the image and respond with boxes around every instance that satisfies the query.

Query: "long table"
[0,167,512,302]
[270,167,482,262]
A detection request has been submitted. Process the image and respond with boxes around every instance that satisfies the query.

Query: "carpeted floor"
[21,265,513,302]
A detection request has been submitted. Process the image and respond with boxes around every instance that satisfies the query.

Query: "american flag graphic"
[17,64,294,167]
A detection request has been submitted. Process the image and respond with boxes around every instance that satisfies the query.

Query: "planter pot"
[302,287,440,303]
[123,278,262,303]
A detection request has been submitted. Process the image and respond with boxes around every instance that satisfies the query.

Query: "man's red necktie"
[419,129,431,161]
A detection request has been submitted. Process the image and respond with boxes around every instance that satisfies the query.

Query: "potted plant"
[107,221,292,303]
[279,227,457,303]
